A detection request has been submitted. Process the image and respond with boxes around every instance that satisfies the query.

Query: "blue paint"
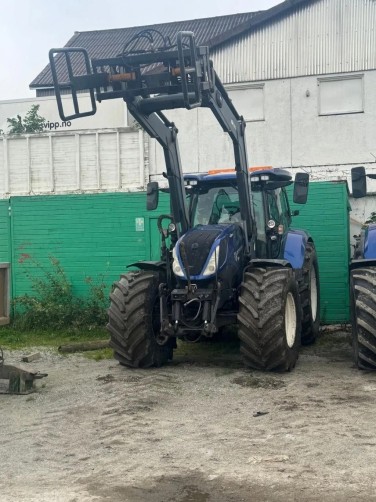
[364,224,376,259]
[283,230,309,269]
[175,223,241,280]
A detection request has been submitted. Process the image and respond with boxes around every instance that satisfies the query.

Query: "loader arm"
[49,31,255,254]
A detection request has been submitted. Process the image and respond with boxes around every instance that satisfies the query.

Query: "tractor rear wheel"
[238,267,301,371]
[300,243,320,345]
[107,271,173,368]
[350,267,376,370]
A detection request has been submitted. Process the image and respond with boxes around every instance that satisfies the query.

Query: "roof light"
[207,166,273,175]
[249,166,273,172]
[207,168,236,175]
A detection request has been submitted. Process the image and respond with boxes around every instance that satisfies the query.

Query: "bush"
[366,211,376,224]
[13,257,109,330]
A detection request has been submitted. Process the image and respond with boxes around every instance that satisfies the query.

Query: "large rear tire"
[237,267,301,371]
[107,271,173,368]
[350,267,376,370]
[300,243,320,345]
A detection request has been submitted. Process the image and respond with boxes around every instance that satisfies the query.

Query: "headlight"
[172,246,185,277]
[168,222,176,233]
[202,244,219,277]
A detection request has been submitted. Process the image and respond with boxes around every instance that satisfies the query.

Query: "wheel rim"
[285,292,297,348]
[310,266,318,322]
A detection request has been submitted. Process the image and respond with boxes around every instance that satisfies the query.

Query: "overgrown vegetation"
[12,257,109,331]
[0,104,45,135]
[365,211,376,224]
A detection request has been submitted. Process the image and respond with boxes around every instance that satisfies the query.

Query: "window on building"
[318,75,364,116]
[228,84,265,122]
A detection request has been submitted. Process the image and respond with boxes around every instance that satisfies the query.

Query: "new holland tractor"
[350,166,376,369]
[49,30,320,370]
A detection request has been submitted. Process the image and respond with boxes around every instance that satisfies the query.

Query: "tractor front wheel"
[350,267,376,370]
[238,267,301,371]
[107,271,173,368]
[300,242,320,345]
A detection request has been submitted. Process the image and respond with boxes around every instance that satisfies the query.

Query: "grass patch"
[0,325,108,350]
[83,348,113,361]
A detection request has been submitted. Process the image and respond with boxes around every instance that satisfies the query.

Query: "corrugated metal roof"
[31,0,316,89]
[31,12,259,88]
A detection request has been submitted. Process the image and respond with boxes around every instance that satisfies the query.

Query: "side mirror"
[351,166,367,198]
[146,181,159,210]
[293,173,309,204]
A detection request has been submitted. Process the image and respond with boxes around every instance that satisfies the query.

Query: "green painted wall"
[0,183,350,323]
[288,181,350,324]
[10,193,169,300]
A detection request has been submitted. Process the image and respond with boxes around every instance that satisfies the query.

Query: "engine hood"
[173,224,240,279]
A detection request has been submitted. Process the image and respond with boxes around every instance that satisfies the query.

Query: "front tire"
[300,243,320,345]
[350,267,376,370]
[107,271,173,368]
[237,267,301,371]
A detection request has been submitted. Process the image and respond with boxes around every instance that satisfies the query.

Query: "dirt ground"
[1,329,376,502]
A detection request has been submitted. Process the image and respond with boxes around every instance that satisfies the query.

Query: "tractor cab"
[183,167,308,261]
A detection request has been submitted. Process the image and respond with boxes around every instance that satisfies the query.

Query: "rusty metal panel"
[212,0,376,83]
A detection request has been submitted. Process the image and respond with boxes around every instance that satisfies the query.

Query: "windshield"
[191,185,265,238]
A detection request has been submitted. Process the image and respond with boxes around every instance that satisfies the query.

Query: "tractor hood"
[172,224,243,280]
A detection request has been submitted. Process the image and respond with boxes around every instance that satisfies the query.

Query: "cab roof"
[184,168,292,184]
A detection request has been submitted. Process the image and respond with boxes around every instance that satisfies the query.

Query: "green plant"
[365,211,376,224]
[13,257,109,330]
[6,105,45,134]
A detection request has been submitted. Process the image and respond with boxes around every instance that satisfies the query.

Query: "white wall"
[0,128,143,196]
[148,70,376,185]
[3,68,376,207]
[0,95,127,134]
[212,0,376,83]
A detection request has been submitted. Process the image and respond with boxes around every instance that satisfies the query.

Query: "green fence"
[289,181,350,323]
[0,182,350,323]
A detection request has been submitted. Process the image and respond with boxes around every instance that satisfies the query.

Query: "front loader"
[350,166,376,369]
[49,30,320,370]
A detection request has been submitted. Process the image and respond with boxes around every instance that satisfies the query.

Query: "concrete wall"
[148,70,376,188]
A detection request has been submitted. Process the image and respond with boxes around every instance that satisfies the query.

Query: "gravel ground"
[1,329,376,502]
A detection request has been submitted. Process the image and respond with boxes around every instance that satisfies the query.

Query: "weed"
[12,257,109,330]
[84,348,113,361]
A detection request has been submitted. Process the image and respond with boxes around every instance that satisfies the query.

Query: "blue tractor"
[350,166,376,369]
[49,30,320,370]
